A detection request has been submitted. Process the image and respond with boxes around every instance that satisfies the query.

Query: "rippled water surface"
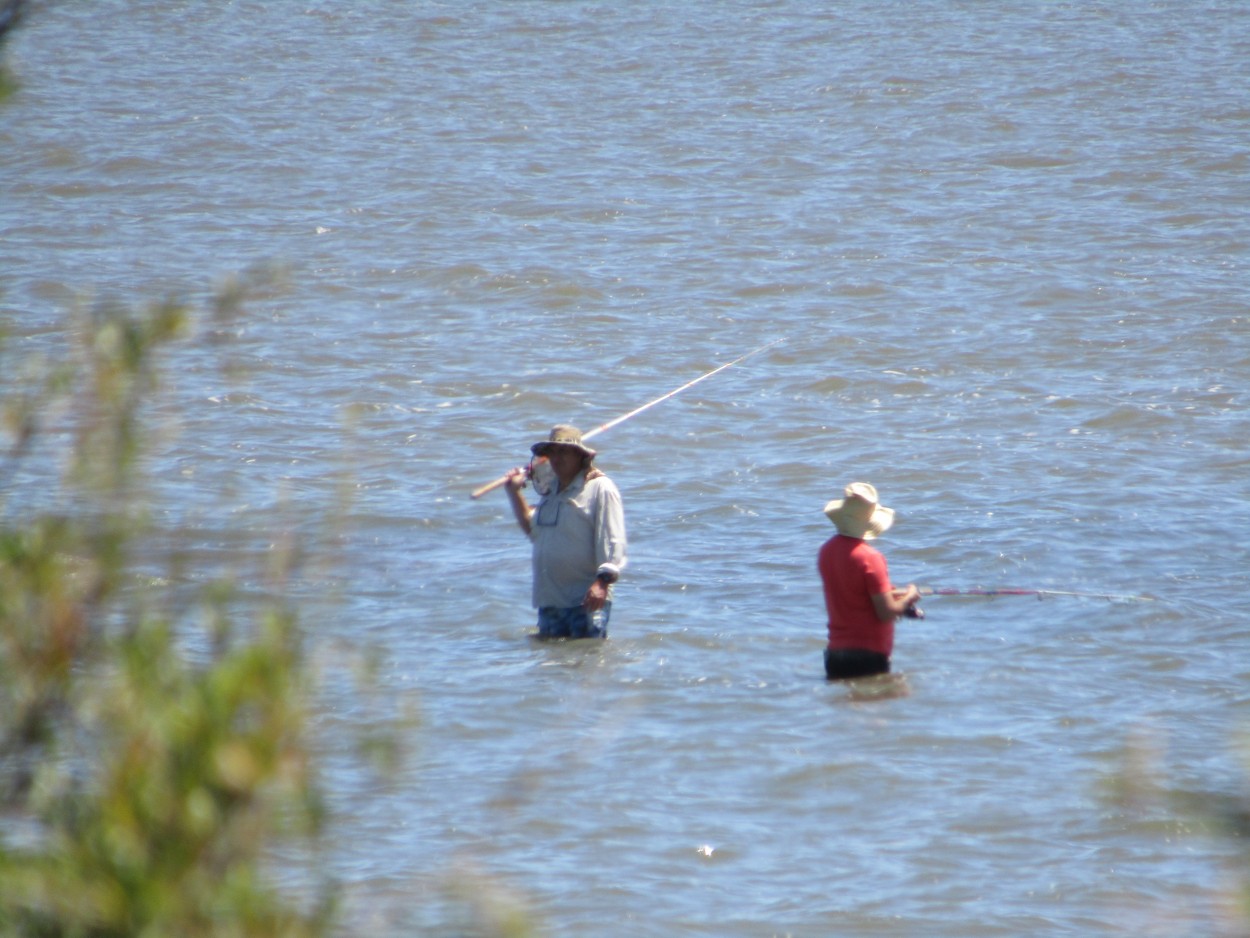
[3,2,1249,935]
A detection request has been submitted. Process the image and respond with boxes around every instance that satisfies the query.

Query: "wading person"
[503,425,627,639]
[819,482,921,680]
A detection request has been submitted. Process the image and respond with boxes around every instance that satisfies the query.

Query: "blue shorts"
[536,602,611,639]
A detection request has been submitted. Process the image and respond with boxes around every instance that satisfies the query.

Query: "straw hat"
[823,482,895,540]
[531,424,597,459]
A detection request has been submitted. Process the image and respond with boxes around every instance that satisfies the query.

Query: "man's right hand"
[505,466,528,492]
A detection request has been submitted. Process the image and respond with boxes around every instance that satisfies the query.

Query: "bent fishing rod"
[470,337,785,499]
[917,587,1157,603]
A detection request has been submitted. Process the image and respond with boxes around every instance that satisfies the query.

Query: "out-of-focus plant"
[1106,725,1250,935]
[0,291,335,937]
[0,0,22,100]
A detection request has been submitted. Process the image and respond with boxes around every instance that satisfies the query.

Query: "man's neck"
[556,466,601,493]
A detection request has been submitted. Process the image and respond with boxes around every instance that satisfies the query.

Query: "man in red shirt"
[819,482,922,680]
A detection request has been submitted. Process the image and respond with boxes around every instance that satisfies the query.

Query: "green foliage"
[0,610,331,938]
[0,294,335,937]
[0,0,22,101]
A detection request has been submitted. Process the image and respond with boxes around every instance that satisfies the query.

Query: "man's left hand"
[583,578,609,612]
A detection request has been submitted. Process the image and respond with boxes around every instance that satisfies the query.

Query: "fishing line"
[917,587,1157,603]
[580,337,786,442]
[470,337,785,499]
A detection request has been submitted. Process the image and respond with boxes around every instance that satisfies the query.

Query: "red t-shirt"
[818,534,894,655]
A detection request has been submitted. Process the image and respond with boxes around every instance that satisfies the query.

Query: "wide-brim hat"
[823,482,895,540]
[531,424,597,458]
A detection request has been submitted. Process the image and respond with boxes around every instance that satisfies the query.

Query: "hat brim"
[823,499,895,540]
[532,441,596,458]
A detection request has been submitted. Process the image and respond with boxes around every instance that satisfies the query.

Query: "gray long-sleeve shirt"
[529,471,627,609]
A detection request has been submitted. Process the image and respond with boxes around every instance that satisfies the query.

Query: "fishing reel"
[903,602,925,620]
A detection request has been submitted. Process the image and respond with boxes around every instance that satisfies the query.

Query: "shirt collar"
[556,470,587,496]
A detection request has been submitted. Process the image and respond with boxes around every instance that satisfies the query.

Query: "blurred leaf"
[0,290,338,937]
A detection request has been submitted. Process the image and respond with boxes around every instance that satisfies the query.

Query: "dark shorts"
[536,602,611,640]
[824,648,890,680]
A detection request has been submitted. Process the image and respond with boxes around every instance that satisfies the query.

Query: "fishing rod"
[469,337,785,499]
[918,587,1157,603]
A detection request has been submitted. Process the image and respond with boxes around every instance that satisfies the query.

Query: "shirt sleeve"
[863,548,892,596]
[592,478,627,580]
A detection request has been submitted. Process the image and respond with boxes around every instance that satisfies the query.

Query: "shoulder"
[585,472,620,496]
[841,538,883,567]
[819,535,857,567]
[856,542,887,570]
[822,534,857,552]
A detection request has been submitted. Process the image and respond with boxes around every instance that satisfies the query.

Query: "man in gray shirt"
[504,425,627,639]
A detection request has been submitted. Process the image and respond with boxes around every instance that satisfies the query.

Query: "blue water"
[3,2,1249,935]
